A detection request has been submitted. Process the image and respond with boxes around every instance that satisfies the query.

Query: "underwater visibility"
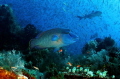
[0,0,120,79]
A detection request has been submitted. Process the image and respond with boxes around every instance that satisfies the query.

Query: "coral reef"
[0,50,43,79]
[25,48,71,78]
[62,66,111,79]
[0,50,24,71]
[76,37,120,78]
[0,4,21,50]
[82,40,98,54]
[19,24,39,51]
[0,69,17,79]
[0,4,20,34]
[82,37,116,54]
[0,3,120,79]
[85,49,109,70]
[96,37,115,52]
[0,4,39,51]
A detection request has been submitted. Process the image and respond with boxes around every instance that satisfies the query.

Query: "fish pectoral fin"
[54,47,60,52]
[51,35,59,41]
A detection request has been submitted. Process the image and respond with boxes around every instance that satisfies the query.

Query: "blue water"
[0,0,120,54]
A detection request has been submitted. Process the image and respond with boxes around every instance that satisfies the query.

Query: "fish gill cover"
[0,0,120,79]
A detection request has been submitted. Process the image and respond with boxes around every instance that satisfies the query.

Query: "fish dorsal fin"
[35,31,45,38]
[62,29,70,34]
[35,33,42,38]
[51,35,59,41]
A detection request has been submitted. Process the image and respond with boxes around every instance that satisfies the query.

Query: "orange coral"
[22,71,36,79]
[0,68,36,79]
[0,69,17,79]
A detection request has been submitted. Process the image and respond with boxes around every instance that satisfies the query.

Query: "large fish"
[29,28,79,51]
[77,11,102,20]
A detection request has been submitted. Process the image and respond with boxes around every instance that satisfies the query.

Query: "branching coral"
[82,40,98,54]
[87,49,109,63]
[96,37,115,52]
[79,37,120,78]
[86,49,109,70]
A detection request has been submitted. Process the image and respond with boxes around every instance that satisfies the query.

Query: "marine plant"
[25,48,71,78]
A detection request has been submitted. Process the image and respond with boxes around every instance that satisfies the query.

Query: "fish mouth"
[69,33,79,41]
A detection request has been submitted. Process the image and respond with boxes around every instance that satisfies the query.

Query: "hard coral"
[0,4,21,50]
[0,69,17,79]
[96,37,115,52]
[104,37,115,47]
[82,40,98,54]
[22,70,36,79]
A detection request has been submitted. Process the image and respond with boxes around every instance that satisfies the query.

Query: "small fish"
[77,65,81,67]
[58,49,63,53]
[11,67,17,69]
[77,11,102,20]
[0,66,3,69]
[29,28,79,52]
[33,66,39,70]
[86,51,90,54]
[67,62,72,66]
